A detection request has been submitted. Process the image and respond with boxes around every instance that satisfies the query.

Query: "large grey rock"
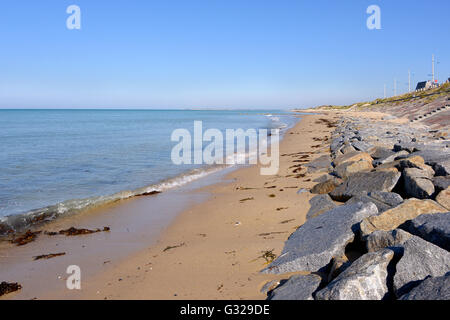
[315,249,394,300]
[401,212,450,251]
[346,191,403,213]
[433,176,450,192]
[304,155,332,173]
[330,171,401,202]
[334,159,373,179]
[370,147,395,160]
[393,236,450,297]
[403,168,435,199]
[433,159,450,176]
[366,229,412,253]
[262,202,379,274]
[367,191,404,207]
[373,151,410,166]
[394,143,416,153]
[346,195,391,213]
[412,150,450,176]
[267,274,322,300]
[399,273,450,300]
[306,194,337,219]
[330,138,343,154]
[351,141,373,153]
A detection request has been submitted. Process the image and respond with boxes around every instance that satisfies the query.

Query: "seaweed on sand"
[33,252,66,261]
[10,230,41,246]
[46,226,110,236]
[0,282,22,296]
[163,242,185,252]
[252,249,277,264]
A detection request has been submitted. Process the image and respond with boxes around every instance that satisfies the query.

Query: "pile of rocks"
[264,115,450,300]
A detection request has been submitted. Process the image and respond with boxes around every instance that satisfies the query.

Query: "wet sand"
[1,113,341,300]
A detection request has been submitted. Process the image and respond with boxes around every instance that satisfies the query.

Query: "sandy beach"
[1,112,342,300]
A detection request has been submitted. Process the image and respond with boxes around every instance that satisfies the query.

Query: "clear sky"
[0,0,449,109]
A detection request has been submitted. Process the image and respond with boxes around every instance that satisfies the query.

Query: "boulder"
[398,155,430,171]
[262,202,379,274]
[351,141,373,153]
[401,212,450,251]
[394,143,416,153]
[346,192,403,213]
[436,187,450,210]
[373,150,409,166]
[360,199,446,237]
[310,177,342,195]
[334,159,373,179]
[403,167,434,180]
[399,273,450,300]
[313,174,333,183]
[403,168,435,199]
[305,155,332,173]
[315,249,394,300]
[341,144,356,154]
[433,176,450,193]
[330,138,343,153]
[306,194,337,219]
[329,171,401,202]
[370,147,395,160]
[433,159,450,176]
[412,150,450,176]
[333,151,373,167]
[346,195,391,213]
[393,236,450,297]
[367,191,404,207]
[366,229,412,253]
[267,274,322,300]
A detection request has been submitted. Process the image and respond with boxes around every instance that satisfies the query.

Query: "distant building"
[415,80,439,91]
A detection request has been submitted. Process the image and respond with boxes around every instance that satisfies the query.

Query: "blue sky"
[0,0,449,109]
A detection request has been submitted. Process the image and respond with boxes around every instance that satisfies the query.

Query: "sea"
[0,109,298,233]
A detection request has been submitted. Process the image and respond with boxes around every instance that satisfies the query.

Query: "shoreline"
[1,112,335,300]
[34,112,340,300]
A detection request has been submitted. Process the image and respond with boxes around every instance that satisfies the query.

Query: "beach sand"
[1,113,344,300]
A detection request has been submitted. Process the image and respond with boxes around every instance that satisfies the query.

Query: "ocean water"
[0,109,297,232]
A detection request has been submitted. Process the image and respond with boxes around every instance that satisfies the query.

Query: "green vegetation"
[316,82,450,110]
